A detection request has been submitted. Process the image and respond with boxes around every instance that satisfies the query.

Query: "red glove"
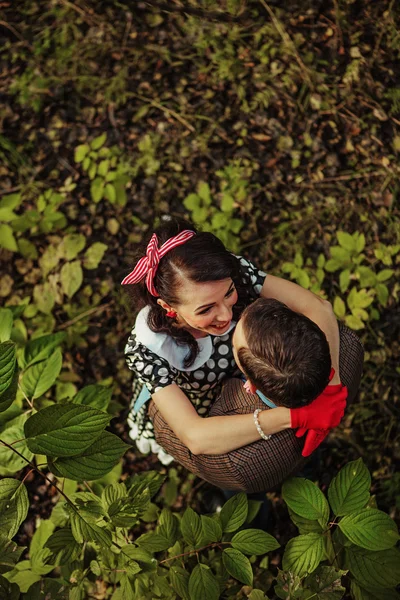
[290,382,348,431]
[295,427,329,457]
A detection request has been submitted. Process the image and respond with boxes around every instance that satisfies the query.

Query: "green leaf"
[0,309,13,343]
[325,259,341,273]
[0,479,29,538]
[0,193,21,210]
[200,515,222,545]
[338,508,399,550]
[282,478,329,522]
[104,183,116,203]
[288,507,326,534]
[222,547,253,586]
[83,242,108,269]
[90,177,105,203]
[183,193,200,211]
[0,536,25,574]
[24,403,110,456]
[231,529,279,555]
[0,224,18,252]
[74,144,90,162]
[339,269,351,293]
[346,546,400,590]
[330,246,351,263]
[23,332,65,368]
[0,424,33,475]
[337,231,355,251]
[72,384,112,411]
[221,193,234,212]
[375,283,389,306]
[377,269,394,283]
[197,181,212,206]
[91,133,107,150]
[328,458,371,516]
[67,506,112,547]
[351,580,400,600]
[188,564,219,600]
[274,569,303,599]
[98,159,110,177]
[158,508,180,546]
[220,492,248,533]
[170,566,190,600]
[60,260,83,299]
[45,528,81,564]
[51,431,131,480]
[333,296,346,319]
[0,341,16,396]
[61,233,86,260]
[180,506,202,547]
[20,347,62,399]
[357,266,377,288]
[18,238,38,259]
[0,365,18,413]
[0,574,19,600]
[304,565,346,599]
[345,314,365,330]
[121,544,156,566]
[135,532,171,552]
[355,233,365,253]
[282,533,325,577]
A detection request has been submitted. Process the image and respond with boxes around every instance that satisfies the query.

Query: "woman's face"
[171,277,238,336]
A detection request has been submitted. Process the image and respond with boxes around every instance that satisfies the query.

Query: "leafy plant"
[75,133,132,206]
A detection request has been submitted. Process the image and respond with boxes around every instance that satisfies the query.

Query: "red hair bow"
[121,230,195,296]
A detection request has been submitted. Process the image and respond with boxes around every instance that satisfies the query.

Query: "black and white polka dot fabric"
[125,257,267,464]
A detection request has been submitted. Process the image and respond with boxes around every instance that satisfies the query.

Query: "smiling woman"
[121,217,349,474]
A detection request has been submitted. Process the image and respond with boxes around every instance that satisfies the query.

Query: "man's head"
[232,298,332,408]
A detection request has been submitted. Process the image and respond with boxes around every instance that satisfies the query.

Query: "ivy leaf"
[51,431,131,480]
[24,403,110,456]
[346,546,400,590]
[180,506,202,547]
[328,458,371,516]
[220,492,248,533]
[72,384,112,411]
[20,347,62,399]
[0,479,29,538]
[60,260,83,299]
[222,548,253,586]
[188,564,219,600]
[231,529,280,555]
[338,508,399,550]
[282,478,329,523]
[282,533,325,577]
[83,242,108,269]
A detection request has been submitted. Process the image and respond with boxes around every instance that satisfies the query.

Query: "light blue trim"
[133,385,151,413]
[240,376,277,409]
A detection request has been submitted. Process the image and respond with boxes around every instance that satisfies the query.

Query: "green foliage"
[75,134,132,206]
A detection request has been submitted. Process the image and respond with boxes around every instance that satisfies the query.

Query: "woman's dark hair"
[237,298,332,408]
[123,217,254,367]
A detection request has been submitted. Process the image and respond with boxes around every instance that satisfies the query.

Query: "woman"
[122,217,346,466]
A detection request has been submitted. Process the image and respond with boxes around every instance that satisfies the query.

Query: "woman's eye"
[225,286,235,297]
[199,307,211,315]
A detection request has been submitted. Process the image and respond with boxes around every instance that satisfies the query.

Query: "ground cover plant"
[0,0,399,598]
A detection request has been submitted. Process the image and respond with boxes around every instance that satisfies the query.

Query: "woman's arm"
[152,383,291,455]
[260,275,341,384]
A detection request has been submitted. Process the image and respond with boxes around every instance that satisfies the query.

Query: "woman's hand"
[290,382,348,431]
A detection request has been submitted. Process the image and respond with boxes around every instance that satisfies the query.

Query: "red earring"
[166,310,177,318]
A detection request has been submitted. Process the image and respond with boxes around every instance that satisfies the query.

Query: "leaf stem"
[159,541,231,564]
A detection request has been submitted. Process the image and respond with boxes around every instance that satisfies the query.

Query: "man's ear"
[157,298,172,312]
[243,380,258,394]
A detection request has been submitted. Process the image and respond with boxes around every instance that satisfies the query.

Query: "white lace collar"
[133,306,236,372]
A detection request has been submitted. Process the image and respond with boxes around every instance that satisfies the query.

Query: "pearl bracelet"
[253,408,272,441]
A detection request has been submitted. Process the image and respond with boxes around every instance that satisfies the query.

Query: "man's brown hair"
[237,298,332,408]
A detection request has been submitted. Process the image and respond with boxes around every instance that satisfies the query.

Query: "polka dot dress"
[125,257,267,464]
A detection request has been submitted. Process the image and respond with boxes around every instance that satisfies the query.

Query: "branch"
[159,541,230,564]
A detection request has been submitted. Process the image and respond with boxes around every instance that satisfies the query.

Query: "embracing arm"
[151,383,291,455]
[260,274,341,384]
